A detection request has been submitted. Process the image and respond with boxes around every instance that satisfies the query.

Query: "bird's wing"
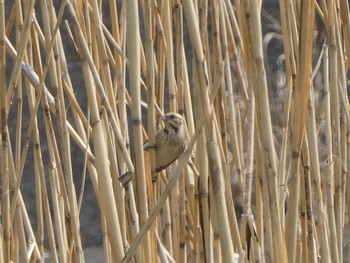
[143,129,164,150]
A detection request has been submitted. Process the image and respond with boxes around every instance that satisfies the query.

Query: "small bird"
[144,112,186,173]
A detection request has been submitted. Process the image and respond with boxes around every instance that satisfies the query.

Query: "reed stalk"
[323,43,339,263]
[285,1,315,262]
[0,1,7,262]
[14,206,28,263]
[347,123,350,263]
[143,6,158,261]
[248,0,288,262]
[183,1,238,262]
[49,163,67,263]
[126,0,152,262]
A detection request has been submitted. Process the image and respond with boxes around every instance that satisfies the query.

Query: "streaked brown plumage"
[144,112,186,173]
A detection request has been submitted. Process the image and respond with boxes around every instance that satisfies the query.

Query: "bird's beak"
[160,115,167,121]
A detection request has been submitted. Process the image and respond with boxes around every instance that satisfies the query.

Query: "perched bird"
[144,112,186,173]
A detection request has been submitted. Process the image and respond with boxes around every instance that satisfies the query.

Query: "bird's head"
[161,113,184,134]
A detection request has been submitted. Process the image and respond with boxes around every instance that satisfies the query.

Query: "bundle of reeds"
[1,0,350,262]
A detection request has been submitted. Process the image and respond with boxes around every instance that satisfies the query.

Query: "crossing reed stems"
[1,1,350,262]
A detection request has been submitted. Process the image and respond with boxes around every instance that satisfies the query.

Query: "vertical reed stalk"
[143,8,158,261]
[41,1,84,261]
[49,163,67,263]
[248,0,287,262]
[324,42,340,263]
[66,1,126,261]
[199,131,213,262]
[0,0,8,261]
[14,206,28,263]
[126,0,152,262]
[306,85,331,263]
[334,8,349,263]
[6,0,35,106]
[82,62,125,261]
[326,3,342,262]
[219,0,243,190]
[285,0,315,261]
[182,1,236,261]
[347,119,350,263]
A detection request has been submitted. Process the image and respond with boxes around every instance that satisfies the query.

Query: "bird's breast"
[154,132,186,172]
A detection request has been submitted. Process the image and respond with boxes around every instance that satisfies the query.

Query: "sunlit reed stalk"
[323,43,339,263]
[248,0,288,262]
[285,1,315,262]
[142,8,158,261]
[335,9,349,263]
[41,2,84,262]
[14,205,27,262]
[49,163,66,263]
[6,0,35,109]
[347,122,350,263]
[182,1,237,262]
[301,135,317,263]
[326,4,342,263]
[1,0,9,261]
[126,0,152,261]
[10,2,70,231]
[14,0,23,207]
[26,28,58,261]
[219,0,243,191]
[307,85,331,263]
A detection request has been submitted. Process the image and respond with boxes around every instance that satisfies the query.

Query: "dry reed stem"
[6,0,35,107]
[182,1,237,261]
[41,1,84,260]
[307,85,331,263]
[285,0,315,262]
[66,1,127,261]
[323,43,340,263]
[198,130,212,262]
[248,0,288,262]
[347,120,350,263]
[219,0,243,191]
[327,4,342,263]
[0,1,7,261]
[67,1,135,174]
[126,0,151,261]
[14,206,28,262]
[49,163,67,263]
